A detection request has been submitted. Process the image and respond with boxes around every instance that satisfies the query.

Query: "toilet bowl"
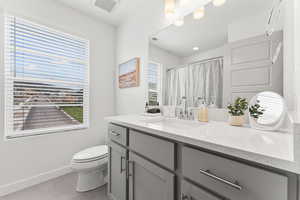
[71,145,108,192]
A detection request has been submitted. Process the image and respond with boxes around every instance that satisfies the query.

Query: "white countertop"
[105,114,300,174]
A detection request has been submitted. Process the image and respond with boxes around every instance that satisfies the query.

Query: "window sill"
[5,124,89,140]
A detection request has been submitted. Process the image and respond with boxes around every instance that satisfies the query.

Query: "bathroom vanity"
[106,115,300,200]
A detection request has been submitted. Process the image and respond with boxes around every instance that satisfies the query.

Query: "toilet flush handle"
[110,130,120,137]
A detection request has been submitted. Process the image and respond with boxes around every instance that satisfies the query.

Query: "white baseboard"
[0,165,72,197]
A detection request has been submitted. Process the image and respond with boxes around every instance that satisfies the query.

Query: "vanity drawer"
[129,130,175,170]
[108,124,127,146]
[182,146,288,200]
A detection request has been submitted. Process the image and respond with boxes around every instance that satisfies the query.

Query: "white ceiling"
[151,0,275,57]
[57,0,150,26]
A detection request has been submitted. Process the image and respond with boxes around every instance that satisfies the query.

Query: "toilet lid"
[73,145,108,162]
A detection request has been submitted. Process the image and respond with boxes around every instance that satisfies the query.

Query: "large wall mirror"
[147,0,284,109]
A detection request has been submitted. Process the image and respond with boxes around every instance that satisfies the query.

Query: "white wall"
[149,44,183,105]
[0,0,115,196]
[284,0,296,113]
[228,12,269,42]
[149,44,182,69]
[115,1,170,115]
[294,0,300,123]
[228,10,284,43]
[182,46,226,64]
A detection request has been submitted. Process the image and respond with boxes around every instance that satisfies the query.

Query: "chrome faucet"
[177,96,194,120]
[182,96,188,119]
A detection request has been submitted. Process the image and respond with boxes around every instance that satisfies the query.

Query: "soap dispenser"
[198,98,208,122]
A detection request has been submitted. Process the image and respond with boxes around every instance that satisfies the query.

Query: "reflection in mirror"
[148,0,284,109]
[249,92,287,131]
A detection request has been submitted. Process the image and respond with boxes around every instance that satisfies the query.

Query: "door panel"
[228,31,283,102]
[128,152,174,200]
[108,141,127,200]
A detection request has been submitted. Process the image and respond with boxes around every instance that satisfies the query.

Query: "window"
[147,62,162,106]
[4,15,89,138]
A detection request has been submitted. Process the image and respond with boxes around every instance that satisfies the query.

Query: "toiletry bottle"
[198,98,208,122]
[145,102,149,113]
[156,102,161,113]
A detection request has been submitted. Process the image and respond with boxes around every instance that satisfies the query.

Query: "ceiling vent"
[93,0,120,12]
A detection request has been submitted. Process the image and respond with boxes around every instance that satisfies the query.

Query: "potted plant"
[249,100,265,120]
[227,97,248,126]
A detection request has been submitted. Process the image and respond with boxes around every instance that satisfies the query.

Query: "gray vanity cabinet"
[127,152,174,200]
[108,141,127,200]
[108,123,298,200]
[182,146,289,200]
[181,180,222,200]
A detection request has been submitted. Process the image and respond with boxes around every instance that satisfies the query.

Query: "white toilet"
[71,145,108,192]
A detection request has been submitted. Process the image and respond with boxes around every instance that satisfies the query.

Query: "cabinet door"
[108,142,127,200]
[181,180,223,200]
[128,152,174,200]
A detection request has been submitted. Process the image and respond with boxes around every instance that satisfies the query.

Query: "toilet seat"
[72,145,108,163]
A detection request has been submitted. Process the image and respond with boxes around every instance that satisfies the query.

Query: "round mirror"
[248,91,287,131]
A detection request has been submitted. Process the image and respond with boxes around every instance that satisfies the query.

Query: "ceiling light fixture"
[165,0,227,23]
[212,0,226,7]
[165,0,176,20]
[193,46,199,51]
[174,16,184,26]
[193,6,205,19]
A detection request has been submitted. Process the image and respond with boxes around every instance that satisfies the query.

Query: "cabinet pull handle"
[128,160,135,200]
[120,156,126,173]
[199,169,242,191]
[110,130,120,137]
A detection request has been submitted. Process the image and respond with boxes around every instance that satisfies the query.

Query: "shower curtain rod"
[167,56,223,72]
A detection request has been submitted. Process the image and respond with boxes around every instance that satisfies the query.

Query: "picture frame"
[119,57,140,88]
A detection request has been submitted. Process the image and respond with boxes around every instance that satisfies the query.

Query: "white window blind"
[4,15,89,138]
[147,62,162,106]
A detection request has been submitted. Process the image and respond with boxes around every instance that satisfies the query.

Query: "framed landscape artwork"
[119,58,140,88]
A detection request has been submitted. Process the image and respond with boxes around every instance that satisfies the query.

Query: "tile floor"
[1,173,109,200]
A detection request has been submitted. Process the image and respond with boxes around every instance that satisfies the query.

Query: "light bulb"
[213,0,226,7]
[165,0,176,20]
[174,17,184,26]
[193,47,199,51]
[194,6,205,19]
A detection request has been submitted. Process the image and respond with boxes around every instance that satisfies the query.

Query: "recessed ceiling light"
[193,47,199,51]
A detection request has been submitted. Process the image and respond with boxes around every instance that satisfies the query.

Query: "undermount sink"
[141,116,206,130]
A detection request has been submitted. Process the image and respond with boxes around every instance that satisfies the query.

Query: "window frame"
[4,14,90,139]
[147,61,163,105]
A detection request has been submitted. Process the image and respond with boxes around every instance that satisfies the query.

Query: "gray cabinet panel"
[108,123,127,146]
[128,152,174,200]
[108,141,127,200]
[129,130,175,170]
[182,146,288,200]
[181,180,222,200]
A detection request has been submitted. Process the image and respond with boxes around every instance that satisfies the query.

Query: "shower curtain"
[165,58,223,108]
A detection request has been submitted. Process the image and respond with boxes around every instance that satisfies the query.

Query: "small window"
[147,62,162,106]
[4,15,89,138]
